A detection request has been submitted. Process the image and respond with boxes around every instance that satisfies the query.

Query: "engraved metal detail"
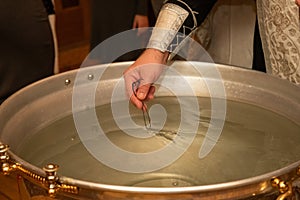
[0,143,78,197]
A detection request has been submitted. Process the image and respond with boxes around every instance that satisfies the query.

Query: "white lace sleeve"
[147,3,189,52]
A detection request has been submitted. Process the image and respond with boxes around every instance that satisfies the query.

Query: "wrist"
[143,48,169,63]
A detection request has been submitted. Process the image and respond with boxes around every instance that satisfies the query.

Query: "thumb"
[136,83,152,100]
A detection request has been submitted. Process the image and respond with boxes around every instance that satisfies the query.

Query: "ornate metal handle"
[271,166,300,200]
[0,143,78,197]
[0,143,10,175]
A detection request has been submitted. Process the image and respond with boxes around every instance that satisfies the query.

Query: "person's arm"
[124,0,217,110]
[148,0,217,52]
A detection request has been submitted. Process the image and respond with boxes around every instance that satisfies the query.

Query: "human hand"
[123,48,169,110]
[133,14,149,36]
[296,0,300,6]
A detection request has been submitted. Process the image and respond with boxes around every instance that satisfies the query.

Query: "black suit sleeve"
[136,0,149,16]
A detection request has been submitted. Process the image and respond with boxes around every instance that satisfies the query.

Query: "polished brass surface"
[43,164,59,197]
[1,144,46,182]
[271,178,292,200]
[43,163,79,197]
[0,144,12,175]
[0,143,78,198]
[271,165,300,200]
[16,162,46,183]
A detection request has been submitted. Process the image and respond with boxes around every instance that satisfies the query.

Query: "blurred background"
[55,0,155,72]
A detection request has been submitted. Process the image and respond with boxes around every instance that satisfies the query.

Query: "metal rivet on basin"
[88,74,94,80]
[65,79,71,85]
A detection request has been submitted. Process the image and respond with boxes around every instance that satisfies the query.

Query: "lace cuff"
[147,3,189,52]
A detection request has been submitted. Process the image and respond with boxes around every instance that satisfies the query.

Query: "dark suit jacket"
[0,0,54,103]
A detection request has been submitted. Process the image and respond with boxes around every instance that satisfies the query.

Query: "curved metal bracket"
[0,143,78,198]
[271,166,300,200]
[0,144,11,175]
